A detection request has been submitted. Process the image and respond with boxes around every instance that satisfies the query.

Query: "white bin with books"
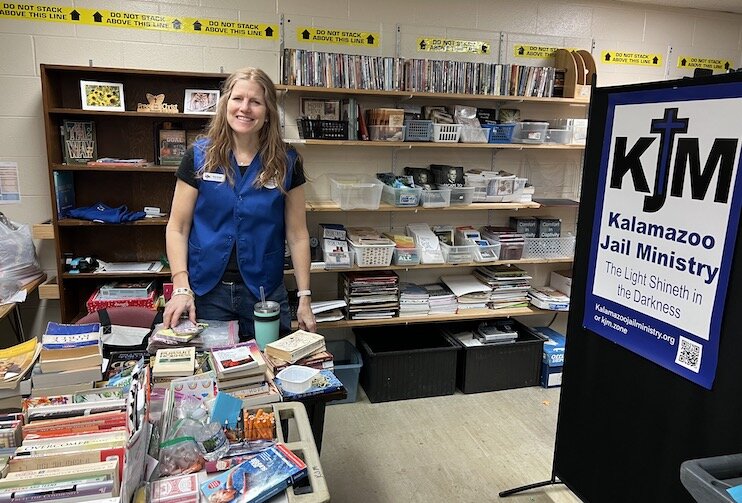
[348,237,396,267]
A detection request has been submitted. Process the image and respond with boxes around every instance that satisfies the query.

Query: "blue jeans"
[195,281,291,340]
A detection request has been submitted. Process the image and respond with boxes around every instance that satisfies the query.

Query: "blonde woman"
[164,68,316,339]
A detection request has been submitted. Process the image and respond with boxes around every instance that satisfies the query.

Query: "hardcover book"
[159,129,187,166]
[0,459,119,494]
[199,443,306,503]
[0,475,116,502]
[264,330,325,364]
[61,120,97,164]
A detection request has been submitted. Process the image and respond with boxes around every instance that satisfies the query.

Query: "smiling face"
[227,78,267,139]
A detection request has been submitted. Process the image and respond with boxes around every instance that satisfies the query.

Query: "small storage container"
[512,121,549,144]
[449,186,475,205]
[420,188,451,208]
[486,123,516,144]
[522,236,576,259]
[296,118,349,140]
[392,247,421,266]
[471,242,501,262]
[329,174,384,210]
[275,366,320,393]
[459,127,490,143]
[546,128,572,144]
[445,320,547,393]
[355,326,458,403]
[404,120,433,142]
[348,239,396,267]
[432,123,462,143]
[439,242,475,264]
[381,184,422,207]
[368,125,405,142]
[326,340,363,405]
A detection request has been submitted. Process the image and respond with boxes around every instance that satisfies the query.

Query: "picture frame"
[300,98,341,121]
[80,80,125,112]
[184,89,220,115]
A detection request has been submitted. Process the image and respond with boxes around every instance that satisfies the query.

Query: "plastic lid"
[190,407,208,421]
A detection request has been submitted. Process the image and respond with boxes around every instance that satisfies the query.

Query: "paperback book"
[61,120,97,164]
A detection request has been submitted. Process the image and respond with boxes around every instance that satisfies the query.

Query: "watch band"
[296,289,312,297]
[172,287,195,298]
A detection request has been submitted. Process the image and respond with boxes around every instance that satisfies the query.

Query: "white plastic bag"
[0,212,44,291]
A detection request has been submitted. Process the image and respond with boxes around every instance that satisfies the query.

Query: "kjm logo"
[610,107,738,212]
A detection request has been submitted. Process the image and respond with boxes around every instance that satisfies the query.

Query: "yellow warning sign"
[513,45,564,58]
[677,55,733,71]
[417,37,490,54]
[0,3,278,39]
[297,27,379,47]
[601,51,662,66]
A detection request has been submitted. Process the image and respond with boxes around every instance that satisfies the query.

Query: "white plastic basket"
[439,242,475,264]
[522,236,576,258]
[432,123,462,143]
[349,239,395,267]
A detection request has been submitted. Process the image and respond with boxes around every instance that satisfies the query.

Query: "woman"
[163,68,316,338]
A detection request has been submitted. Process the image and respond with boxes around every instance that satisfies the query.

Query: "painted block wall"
[0,0,740,340]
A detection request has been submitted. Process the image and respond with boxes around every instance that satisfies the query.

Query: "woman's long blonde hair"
[200,67,288,191]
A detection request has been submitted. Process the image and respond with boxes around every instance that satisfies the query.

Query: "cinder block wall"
[1,0,740,340]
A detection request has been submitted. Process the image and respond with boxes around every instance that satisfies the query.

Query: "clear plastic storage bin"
[392,247,421,266]
[368,125,405,141]
[439,242,475,264]
[420,188,451,208]
[349,239,396,267]
[432,123,462,143]
[449,186,475,205]
[459,127,490,143]
[546,128,572,144]
[381,184,422,207]
[512,122,549,144]
[472,242,501,262]
[329,174,384,210]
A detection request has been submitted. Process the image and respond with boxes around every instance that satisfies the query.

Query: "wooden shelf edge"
[277,84,590,105]
[287,256,574,275]
[292,306,546,329]
[32,221,55,240]
[305,201,540,212]
[39,276,60,300]
[52,163,177,173]
[62,269,171,279]
[57,217,169,227]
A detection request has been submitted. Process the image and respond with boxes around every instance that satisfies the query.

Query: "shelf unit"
[41,64,226,322]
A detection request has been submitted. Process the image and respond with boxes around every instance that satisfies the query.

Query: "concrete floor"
[320,385,582,503]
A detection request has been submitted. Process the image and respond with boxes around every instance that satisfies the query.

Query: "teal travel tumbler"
[254,300,280,350]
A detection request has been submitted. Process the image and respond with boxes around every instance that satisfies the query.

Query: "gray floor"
[320,386,582,503]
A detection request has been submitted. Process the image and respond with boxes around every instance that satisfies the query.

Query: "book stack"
[0,339,41,408]
[528,286,570,311]
[420,283,457,315]
[472,265,532,309]
[264,348,334,376]
[320,223,351,269]
[32,322,103,398]
[398,282,430,317]
[152,347,196,384]
[440,274,492,311]
[265,330,327,369]
[342,270,400,320]
[209,340,268,393]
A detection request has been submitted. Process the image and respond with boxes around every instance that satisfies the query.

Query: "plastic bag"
[0,213,43,299]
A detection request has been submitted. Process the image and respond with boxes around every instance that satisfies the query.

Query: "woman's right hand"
[163,293,196,328]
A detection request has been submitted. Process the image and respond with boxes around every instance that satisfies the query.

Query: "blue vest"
[188,139,295,298]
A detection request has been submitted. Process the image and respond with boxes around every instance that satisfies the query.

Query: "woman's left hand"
[296,297,317,333]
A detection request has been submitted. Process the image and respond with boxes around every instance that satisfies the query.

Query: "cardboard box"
[532,326,566,388]
[550,269,573,297]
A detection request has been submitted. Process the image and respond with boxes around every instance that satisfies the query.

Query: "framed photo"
[300,98,340,120]
[184,89,220,115]
[80,80,125,112]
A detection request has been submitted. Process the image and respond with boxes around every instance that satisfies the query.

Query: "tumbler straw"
[260,285,266,306]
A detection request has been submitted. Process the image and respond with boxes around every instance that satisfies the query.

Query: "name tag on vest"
[203,172,226,183]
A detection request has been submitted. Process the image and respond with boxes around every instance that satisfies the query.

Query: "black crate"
[446,320,546,394]
[296,118,348,140]
[354,326,457,403]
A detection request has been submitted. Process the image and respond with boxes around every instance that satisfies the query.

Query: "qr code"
[675,336,702,373]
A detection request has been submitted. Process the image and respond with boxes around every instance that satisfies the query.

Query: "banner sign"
[583,82,742,388]
[417,37,490,54]
[0,3,277,39]
[677,55,734,71]
[297,27,378,47]
[601,51,662,66]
